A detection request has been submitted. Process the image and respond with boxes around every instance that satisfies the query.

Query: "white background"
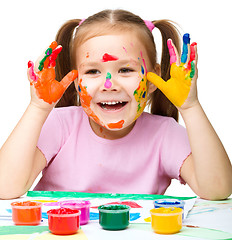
[0,0,231,197]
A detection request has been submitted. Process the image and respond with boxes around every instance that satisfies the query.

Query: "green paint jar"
[98,204,130,230]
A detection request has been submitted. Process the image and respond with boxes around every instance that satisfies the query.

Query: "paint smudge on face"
[107,120,125,129]
[123,47,127,53]
[133,66,148,120]
[78,78,125,130]
[86,52,89,58]
[141,65,145,75]
[101,53,119,62]
[78,79,104,126]
[140,51,147,74]
[104,72,112,88]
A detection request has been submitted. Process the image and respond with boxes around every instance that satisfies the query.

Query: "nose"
[100,73,120,92]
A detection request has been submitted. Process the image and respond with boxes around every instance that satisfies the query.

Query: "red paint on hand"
[187,42,197,70]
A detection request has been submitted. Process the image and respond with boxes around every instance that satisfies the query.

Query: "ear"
[147,64,161,93]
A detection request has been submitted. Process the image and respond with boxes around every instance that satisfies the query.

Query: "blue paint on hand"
[181,33,190,63]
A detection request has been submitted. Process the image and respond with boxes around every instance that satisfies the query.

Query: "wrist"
[179,100,202,119]
[28,101,53,116]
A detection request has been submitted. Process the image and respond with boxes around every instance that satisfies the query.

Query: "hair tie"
[144,20,155,32]
[79,19,86,26]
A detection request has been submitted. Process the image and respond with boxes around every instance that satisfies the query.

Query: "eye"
[119,68,134,74]
[85,69,101,75]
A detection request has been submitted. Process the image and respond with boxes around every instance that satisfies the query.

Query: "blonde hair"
[55,9,181,121]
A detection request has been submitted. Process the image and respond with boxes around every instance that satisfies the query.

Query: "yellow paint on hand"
[147,63,191,107]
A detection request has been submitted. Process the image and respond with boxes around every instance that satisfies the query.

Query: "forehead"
[75,33,147,63]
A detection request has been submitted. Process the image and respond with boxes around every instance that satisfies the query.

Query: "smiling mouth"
[97,101,128,111]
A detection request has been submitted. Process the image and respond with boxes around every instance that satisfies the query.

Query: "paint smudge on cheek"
[78,79,103,126]
[101,53,119,62]
[140,51,147,74]
[133,66,148,120]
[123,47,127,53]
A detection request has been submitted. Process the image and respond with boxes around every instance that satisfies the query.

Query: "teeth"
[101,101,123,105]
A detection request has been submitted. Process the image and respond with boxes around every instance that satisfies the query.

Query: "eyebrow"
[79,58,140,69]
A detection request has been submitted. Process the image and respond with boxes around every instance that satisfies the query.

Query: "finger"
[167,39,180,65]
[146,72,167,93]
[36,41,58,72]
[187,42,197,70]
[27,61,38,83]
[181,33,190,64]
[48,45,62,68]
[190,61,196,78]
[60,70,78,89]
[194,43,198,65]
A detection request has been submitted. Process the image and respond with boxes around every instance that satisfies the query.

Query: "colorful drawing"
[91,201,142,209]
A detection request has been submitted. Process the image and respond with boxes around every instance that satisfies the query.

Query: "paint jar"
[150,207,183,234]
[154,199,185,218]
[60,200,91,225]
[47,208,81,235]
[98,204,130,230]
[11,201,42,225]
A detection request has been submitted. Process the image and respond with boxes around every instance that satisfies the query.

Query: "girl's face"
[75,33,154,135]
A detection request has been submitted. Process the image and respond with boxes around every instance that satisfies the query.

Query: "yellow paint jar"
[150,207,182,234]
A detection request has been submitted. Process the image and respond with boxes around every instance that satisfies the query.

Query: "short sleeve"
[160,118,191,183]
[37,110,63,165]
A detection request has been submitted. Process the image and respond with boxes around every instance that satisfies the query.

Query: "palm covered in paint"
[147,34,198,108]
[27,41,78,105]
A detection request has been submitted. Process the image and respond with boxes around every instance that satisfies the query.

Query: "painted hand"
[147,34,197,108]
[27,41,78,104]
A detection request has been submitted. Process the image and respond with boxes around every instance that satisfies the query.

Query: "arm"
[180,102,232,200]
[0,104,50,199]
[147,34,232,200]
[0,42,78,199]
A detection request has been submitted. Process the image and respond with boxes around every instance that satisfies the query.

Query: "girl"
[0,9,231,200]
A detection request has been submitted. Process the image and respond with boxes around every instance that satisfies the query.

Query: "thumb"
[60,70,78,89]
[146,72,167,93]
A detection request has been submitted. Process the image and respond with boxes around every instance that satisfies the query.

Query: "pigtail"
[149,20,181,121]
[55,19,81,108]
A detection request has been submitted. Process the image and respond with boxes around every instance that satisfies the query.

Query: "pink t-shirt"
[35,106,191,194]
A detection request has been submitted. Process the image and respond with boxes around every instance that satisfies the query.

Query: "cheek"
[77,78,92,108]
[133,75,148,119]
[78,78,96,95]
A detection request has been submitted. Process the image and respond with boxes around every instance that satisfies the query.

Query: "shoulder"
[140,112,177,130]
[47,106,85,131]
[51,106,84,122]
[138,112,187,142]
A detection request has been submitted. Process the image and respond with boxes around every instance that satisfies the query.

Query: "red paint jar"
[47,208,81,235]
[11,201,42,225]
